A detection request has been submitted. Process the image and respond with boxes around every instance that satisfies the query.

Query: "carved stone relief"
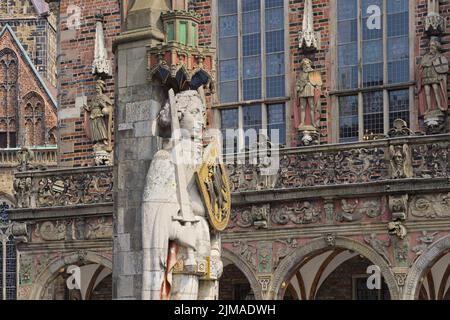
[364,234,391,266]
[272,201,321,225]
[409,193,450,219]
[258,242,273,274]
[32,217,113,242]
[389,144,413,179]
[232,241,257,270]
[335,199,381,223]
[412,142,449,178]
[273,239,298,268]
[411,231,438,257]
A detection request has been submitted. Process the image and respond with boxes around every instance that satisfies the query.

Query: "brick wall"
[219,264,253,300]
[315,255,390,300]
[56,0,120,167]
[0,0,57,87]
[0,27,58,142]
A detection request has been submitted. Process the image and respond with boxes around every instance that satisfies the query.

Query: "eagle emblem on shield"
[196,139,231,231]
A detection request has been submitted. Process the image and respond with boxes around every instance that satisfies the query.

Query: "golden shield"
[195,140,231,231]
[309,71,323,86]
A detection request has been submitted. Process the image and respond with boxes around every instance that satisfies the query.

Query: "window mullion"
[261,0,266,102]
[238,0,243,103]
[357,0,363,139]
[383,0,389,134]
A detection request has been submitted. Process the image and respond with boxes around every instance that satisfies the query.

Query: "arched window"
[0,202,16,300]
[22,92,45,146]
[0,49,19,148]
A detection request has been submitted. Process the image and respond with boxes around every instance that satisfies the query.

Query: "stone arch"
[403,234,450,300]
[222,248,262,300]
[270,236,400,300]
[29,251,112,300]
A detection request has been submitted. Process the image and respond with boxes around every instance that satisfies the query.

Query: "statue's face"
[302,60,311,71]
[179,103,204,139]
[430,41,439,53]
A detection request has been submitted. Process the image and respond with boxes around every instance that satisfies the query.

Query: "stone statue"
[16,146,34,172]
[296,58,322,129]
[419,37,448,114]
[84,80,113,164]
[389,144,412,179]
[142,90,227,300]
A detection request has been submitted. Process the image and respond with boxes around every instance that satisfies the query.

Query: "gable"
[0,24,57,110]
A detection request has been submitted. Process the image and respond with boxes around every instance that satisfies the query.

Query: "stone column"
[112,0,169,300]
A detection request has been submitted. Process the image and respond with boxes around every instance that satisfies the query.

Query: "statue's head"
[429,37,442,53]
[300,58,313,72]
[157,90,206,140]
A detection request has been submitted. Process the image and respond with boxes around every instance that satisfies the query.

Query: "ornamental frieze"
[409,193,450,219]
[31,216,113,242]
[412,143,449,178]
[14,167,113,209]
[225,139,450,194]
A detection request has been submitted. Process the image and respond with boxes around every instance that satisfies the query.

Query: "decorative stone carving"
[424,109,447,134]
[412,231,438,257]
[364,234,391,266]
[36,221,66,241]
[92,13,112,77]
[296,58,322,145]
[336,199,381,222]
[388,221,407,240]
[14,177,32,208]
[388,119,414,138]
[277,147,387,189]
[258,275,272,293]
[232,241,257,270]
[393,238,409,266]
[271,201,321,225]
[84,80,113,164]
[409,193,450,219]
[411,142,449,178]
[16,146,35,172]
[425,0,445,36]
[324,233,336,247]
[258,242,272,273]
[236,205,270,229]
[19,255,33,285]
[389,144,413,179]
[273,239,298,267]
[389,195,408,221]
[323,199,334,224]
[86,217,113,239]
[393,269,408,288]
[298,0,320,51]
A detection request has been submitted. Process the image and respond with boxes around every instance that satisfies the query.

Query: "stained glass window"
[0,203,16,300]
[337,0,411,142]
[217,0,287,150]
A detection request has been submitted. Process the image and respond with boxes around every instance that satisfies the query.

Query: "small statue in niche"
[84,80,113,164]
[296,58,322,146]
[296,58,322,129]
[419,37,448,114]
